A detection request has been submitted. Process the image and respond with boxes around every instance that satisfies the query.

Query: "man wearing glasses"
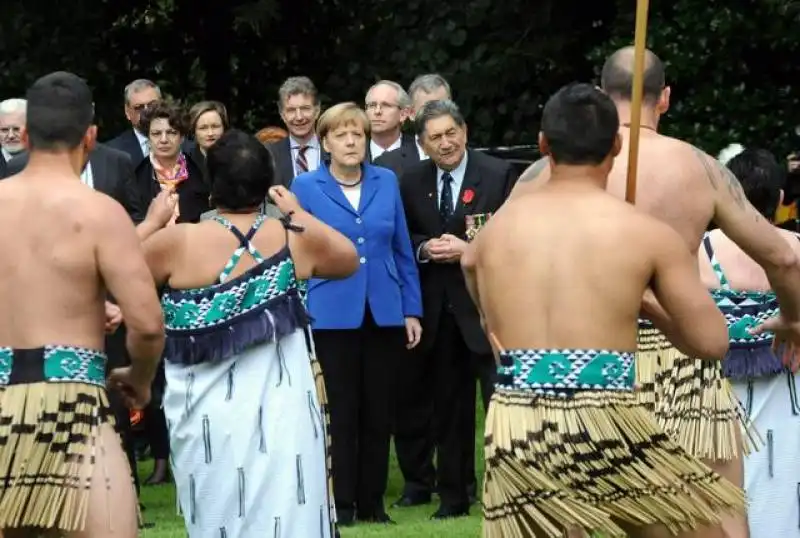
[106,79,162,167]
[0,98,26,178]
[364,80,413,162]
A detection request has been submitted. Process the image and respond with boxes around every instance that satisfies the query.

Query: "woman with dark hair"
[142,129,359,537]
[698,148,800,538]
[136,101,210,225]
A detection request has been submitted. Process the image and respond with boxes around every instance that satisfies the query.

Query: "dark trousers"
[314,307,404,516]
[143,362,170,460]
[395,310,494,506]
[109,389,140,495]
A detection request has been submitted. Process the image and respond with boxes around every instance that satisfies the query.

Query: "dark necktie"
[295,145,309,174]
[439,172,454,224]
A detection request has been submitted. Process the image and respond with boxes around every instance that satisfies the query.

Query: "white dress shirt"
[80,161,94,189]
[135,129,149,157]
[369,136,402,160]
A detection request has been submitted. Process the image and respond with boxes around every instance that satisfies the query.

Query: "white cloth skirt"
[164,329,334,538]
[733,372,800,538]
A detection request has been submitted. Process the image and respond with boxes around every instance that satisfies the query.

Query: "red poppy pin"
[462,188,475,205]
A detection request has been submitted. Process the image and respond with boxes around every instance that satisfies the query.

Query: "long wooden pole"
[625,0,651,204]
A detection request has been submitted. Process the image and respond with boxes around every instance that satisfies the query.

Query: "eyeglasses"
[365,102,400,111]
[0,126,22,135]
[132,101,158,112]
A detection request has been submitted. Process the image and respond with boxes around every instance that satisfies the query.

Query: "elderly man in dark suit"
[397,99,517,520]
[374,74,451,180]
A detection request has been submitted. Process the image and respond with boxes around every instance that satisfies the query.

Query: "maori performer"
[141,129,359,537]
[699,148,800,538]
[466,82,743,538]
[510,46,800,534]
[0,72,169,537]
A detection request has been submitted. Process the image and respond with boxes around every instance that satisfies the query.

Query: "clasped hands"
[423,234,467,263]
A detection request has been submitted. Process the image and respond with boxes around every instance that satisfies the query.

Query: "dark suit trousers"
[143,362,170,460]
[314,307,404,515]
[396,309,495,503]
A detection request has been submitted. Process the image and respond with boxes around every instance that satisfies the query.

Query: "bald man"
[509,47,800,538]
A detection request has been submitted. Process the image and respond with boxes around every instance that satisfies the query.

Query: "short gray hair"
[0,98,26,115]
[277,76,318,110]
[124,79,161,104]
[414,99,465,136]
[365,80,412,109]
[408,74,452,101]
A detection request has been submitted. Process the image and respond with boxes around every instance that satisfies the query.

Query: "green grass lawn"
[137,406,486,538]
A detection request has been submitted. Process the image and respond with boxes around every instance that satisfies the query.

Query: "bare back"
[0,173,118,350]
[699,228,800,291]
[606,130,715,252]
[154,215,297,291]
[472,186,665,352]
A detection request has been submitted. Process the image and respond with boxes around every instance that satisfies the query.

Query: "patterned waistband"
[495,348,635,396]
[0,345,107,387]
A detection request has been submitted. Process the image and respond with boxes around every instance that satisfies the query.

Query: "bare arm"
[95,199,165,384]
[507,157,551,201]
[461,236,488,334]
[649,223,729,360]
[142,226,183,288]
[696,147,800,321]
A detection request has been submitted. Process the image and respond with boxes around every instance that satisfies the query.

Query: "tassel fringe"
[0,382,114,532]
[636,325,759,460]
[482,389,745,538]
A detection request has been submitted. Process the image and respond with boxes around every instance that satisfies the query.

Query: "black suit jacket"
[399,149,518,355]
[265,137,330,188]
[132,152,210,224]
[0,153,7,179]
[372,132,420,178]
[2,144,146,220]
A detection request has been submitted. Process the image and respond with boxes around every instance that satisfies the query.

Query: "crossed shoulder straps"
[702,231,731,290]
[211,214,268,283]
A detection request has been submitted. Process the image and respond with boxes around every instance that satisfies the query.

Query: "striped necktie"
[296,145,309,174]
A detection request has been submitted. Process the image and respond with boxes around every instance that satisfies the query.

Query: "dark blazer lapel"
[278,138,294,187]
[316,167,358,216]
[357,166,381,213]
[418,160,442,232]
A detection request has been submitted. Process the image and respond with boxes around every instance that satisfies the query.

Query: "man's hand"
[428,234,468,263]
[107,366,153,409]
[104,301,123,334]
[405,317,422,349]
[751,314,800,372]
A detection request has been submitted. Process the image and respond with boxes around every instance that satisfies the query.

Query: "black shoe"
[358,511,396,524]
[138,521,156,529]
[337,507,355,527]
[430,503,470,520]
[391,493,431,508]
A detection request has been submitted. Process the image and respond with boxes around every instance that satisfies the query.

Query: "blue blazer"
[291,163,423,330]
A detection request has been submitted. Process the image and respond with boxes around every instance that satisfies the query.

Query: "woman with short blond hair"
[291,102,423,526]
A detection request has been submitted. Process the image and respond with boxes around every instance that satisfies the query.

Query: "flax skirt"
[636,323,757,460]
[483,388,745,538]
[0,381,114,532]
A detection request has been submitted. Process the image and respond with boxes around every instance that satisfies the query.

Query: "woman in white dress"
[141,129,359,538]
[698,147,800,538]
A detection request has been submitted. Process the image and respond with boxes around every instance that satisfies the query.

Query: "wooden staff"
[625,0,651,204]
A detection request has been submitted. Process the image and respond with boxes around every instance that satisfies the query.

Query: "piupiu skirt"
[0,345,114,532]
[636,320,756,460]
[483,348,745,538]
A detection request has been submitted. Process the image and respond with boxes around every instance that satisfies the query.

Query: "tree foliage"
[0,0,797,156]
